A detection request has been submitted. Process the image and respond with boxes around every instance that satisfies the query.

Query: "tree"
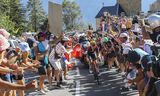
[9,0,26,34]
[62,0,82,31]
[0,0,25,35]
[0,14,18,35]
[27,0,47,32]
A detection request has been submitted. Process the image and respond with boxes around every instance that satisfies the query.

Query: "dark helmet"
[127,50,141,63]
[144,13,160,42]
[141,55,156,72]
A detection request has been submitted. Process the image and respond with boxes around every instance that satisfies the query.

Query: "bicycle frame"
[89,57,100,85]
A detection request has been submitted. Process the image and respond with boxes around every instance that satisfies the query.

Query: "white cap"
[144,39,154,46]
[119,33,129,38]
[123,47,132,54]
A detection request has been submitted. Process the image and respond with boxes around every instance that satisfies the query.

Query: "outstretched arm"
[0,79,37,90]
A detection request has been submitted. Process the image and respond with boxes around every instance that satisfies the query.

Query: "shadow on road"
[69,65,138,96]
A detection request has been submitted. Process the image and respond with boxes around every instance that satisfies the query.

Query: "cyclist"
[87,40,99,74]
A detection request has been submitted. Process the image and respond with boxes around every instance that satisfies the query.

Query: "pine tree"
[27,0,47,32]
[9,0,26,34]
[62,0,82,31]
[0,0,25,35]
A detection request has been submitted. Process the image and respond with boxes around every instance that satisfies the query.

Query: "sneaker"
[120,86,129,92]
[116,68,121,73]
[64,77,67,80]
[131,84,137,90]
[89,69,93,74]
[121,72,126,76]
[48,85,54,90]
[60,81,67,85]
[57,83,63,89]
[43,88,50,92]
[38,90,46,95]
[98,72,101,76]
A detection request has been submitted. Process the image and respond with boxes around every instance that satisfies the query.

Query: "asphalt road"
[26,59,139,96]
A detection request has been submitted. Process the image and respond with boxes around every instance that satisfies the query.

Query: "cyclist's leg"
[94,60,99,73]
[88,56,93,73]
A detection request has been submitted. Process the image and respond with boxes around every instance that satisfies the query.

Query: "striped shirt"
[49,48,56,64]
[55,43,67,56]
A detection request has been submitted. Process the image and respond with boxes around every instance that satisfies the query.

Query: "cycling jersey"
[87,46,98,60]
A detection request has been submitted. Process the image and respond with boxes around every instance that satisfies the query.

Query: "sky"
[22,0,156,28]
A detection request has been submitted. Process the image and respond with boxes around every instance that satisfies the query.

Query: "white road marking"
[75,60,81,96]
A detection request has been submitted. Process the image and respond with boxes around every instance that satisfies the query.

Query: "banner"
[48,1,62,37]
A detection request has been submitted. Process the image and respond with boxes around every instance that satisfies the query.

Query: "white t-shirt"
[144,44,152,55]
[143,40,153,55]
[42,39,49,50]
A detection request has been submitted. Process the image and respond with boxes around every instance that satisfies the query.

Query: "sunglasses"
[6,50,18,59]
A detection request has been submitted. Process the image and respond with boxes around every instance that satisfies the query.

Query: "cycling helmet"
[102,37,109,43]
[90,40,96,46]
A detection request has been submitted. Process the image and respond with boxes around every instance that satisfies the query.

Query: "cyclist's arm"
[94,49,98,59]
[87,48,92,62]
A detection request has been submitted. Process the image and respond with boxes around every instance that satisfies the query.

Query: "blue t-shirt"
[134,48,149,59]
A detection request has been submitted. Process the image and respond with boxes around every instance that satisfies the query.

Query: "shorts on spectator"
[38,60,49,75]
[51,59,62,70]
[60,58,66,69]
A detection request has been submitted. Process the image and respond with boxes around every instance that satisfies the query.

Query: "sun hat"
[19,42,30,52]
[0,29,10,39]
[0,35,10,51]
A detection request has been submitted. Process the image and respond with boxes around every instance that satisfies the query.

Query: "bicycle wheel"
[93,65,100,85]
